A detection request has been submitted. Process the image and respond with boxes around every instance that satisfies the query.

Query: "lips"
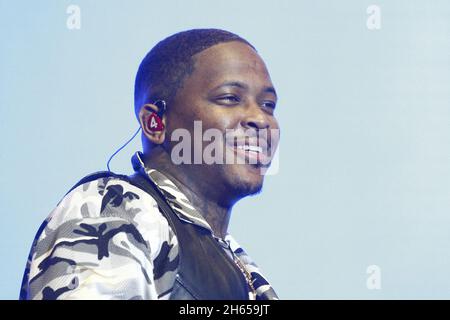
[227,138,271,166]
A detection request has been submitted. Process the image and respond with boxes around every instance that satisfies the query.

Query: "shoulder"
[23,172,179,299]
[37,172,175,260]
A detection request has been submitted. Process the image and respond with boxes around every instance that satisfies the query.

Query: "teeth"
[236,145,263,153]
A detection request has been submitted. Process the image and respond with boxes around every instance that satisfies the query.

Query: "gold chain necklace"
[214,236,257,299]
[230,249,257,300]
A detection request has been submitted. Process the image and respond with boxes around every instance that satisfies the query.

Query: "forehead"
[189,41,273,88]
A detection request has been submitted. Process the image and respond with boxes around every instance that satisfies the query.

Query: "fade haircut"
[134,28,255,118]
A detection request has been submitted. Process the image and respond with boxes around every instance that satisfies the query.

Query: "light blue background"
[1,0,449,299]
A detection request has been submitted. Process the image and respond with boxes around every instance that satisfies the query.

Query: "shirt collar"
[131,151,225,239]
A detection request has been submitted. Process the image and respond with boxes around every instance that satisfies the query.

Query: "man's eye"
[262,101,276,109]
[217,95,240,104]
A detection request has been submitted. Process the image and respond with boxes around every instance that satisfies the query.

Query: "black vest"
[68,169,250,300]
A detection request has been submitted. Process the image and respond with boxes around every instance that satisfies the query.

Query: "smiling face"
[164,41,280,205]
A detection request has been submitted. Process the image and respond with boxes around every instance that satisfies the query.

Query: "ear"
[138,103,166,145]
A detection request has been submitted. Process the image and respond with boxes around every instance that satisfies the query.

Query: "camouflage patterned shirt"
[20,160,278,300]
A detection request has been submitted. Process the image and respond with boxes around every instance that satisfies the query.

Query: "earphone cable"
[106,126,142,172]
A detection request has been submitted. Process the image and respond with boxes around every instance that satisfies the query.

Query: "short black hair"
[134,28,255,118]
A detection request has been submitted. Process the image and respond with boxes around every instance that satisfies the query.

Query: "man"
[20,28,280,300]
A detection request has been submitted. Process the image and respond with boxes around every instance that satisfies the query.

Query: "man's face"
[166,41,280,204]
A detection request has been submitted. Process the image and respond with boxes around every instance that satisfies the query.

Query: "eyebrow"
[213,81,278,98]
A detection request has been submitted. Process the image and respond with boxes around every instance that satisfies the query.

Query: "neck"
[143,149,233,239]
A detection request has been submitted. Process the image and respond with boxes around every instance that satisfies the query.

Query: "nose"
[240,101,270,130]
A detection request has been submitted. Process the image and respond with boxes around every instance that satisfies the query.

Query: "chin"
[225,164,265,198]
